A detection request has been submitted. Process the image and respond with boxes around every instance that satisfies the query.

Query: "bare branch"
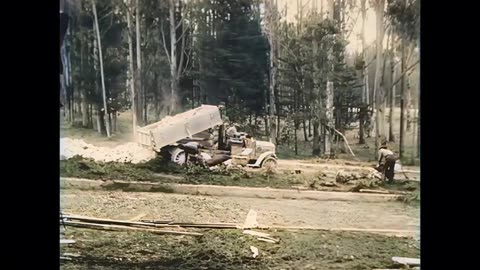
[118,0,132,16]
[177,27,186,78]
[391,59,420,88]
[182,47,191,75]
[176,24,190,44]
[160,21,171,65]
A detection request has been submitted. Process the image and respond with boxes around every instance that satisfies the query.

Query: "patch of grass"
[61,228,420,270]
[397,189,420,206]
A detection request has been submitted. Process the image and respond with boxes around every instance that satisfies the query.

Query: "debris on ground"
[62,214,203,236]
[242,209,258,229]
[60,138,156,163]
[250,246,259,258]
[391,256,420,266]
[60,239,76,245]
[320,181,337,187]
[61,228,420,269]
[243,230,280,243]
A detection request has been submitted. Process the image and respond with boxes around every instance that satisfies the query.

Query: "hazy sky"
[275,0,378,53]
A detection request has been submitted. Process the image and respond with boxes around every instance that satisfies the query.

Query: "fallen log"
[64,220,203,236]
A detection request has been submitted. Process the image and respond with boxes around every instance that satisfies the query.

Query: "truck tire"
[261,156,277,169]
[170,148,186,165]
[170,148,212,165]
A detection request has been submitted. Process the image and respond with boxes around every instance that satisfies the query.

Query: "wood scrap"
[64,220,203,236]
[250,246,259,258]
[359,189,390,194]
[139,219,239,229]
[242,209,258,229]
[63,253,81,258]
[243,230,280,243]
[60,239,76,244]
[64,214,178,228]
[257,237,277,243]
[243,230,271,238]
[391,257,420,266]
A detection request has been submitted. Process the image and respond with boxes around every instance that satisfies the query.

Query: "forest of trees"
[60,0,419,160]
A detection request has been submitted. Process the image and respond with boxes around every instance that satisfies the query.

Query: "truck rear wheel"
[170,148,212,165]
[170,148,186,165]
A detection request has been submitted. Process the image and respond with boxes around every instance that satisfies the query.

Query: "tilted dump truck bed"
[136,105,224,152]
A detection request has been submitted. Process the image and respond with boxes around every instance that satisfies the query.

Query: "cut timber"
[243,230,271,238]
[139,220,239,229]
[63,253,81,258]
[257,237,277,243]
[243,230,280,243]
[60,239,76,244]
[64,221,203,236]
[64,214,178,228]
[392,257,420,266]
[359,189,390,194]
[267,225,417,236]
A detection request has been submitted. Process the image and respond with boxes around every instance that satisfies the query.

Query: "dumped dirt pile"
[60,138,157,164]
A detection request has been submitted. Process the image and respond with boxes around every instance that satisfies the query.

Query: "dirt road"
[61,189,419,237]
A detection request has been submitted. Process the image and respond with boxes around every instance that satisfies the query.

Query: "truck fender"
[253,151,277,167]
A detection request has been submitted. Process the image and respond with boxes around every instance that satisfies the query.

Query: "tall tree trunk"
[126,0,137,137]
[359,105,366,144]
[399,38,406,159]
[312,120,320,156]
[169,0,178,115]
[79,33,89,128]
[416,89,420,158]
[266,0,277,144]
[303,117,308,141]
[135,0,144,126]
[373,0,385,157]
[92,0,111,137]
[361,0,370,106]
[389,49,397,142]
[324,0,335,157]
[311,55,321,155]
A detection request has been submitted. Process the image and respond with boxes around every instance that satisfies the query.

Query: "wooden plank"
[257,237,277,243]
[60,239,76,244]
[243,230,271,238]
[359,189,390,194]
[392,257,420,266]
[64,214,177,228]
[64,220,203,236]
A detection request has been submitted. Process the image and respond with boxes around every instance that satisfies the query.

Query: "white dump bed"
[136,105,223,151]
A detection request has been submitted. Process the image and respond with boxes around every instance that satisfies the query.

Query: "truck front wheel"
[261,156,277,170]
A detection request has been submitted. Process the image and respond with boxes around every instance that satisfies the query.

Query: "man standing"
[378,142,397,182]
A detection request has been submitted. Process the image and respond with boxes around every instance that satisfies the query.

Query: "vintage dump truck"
[136,105,277,169]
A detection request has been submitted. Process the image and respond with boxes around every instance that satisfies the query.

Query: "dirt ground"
[61,190,419,236]
[60,228,419,270]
